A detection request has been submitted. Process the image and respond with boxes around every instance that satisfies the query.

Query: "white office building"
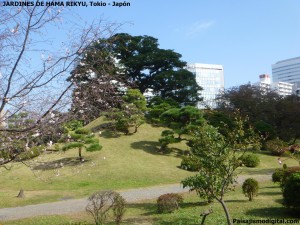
[272,57,300,94]
[253,74,293,96]
[186,63,224,108]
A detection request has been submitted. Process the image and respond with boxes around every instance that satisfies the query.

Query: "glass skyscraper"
[272,57,300,93]
[186,63,224,108]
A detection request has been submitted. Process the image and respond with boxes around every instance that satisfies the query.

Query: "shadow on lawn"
[245,206,290,218]
[32,157,89,170]
[131,141,187,157]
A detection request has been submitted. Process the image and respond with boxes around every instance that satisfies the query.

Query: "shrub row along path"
[0,174,271,221]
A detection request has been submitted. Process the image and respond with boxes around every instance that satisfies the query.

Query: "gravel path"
[0,174,271,221]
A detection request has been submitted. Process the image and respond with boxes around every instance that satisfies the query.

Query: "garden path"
[0,174,271,221]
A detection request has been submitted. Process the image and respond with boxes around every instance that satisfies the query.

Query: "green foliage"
[16,146,44,161]
[181,115,260,224]
[86,143,102,152]
[109,33,202,105]
[105,89,146,135]
[159,106,204,150]
[272,166,300,188]
[242,178,259,201]
[62,142,84,151]
[283,173,300,212]
[240,153,260,167]
[64,120,84,131]
[180,155,201,171]
[74,128,91,135]
[265,138,287,156]
[147,97,180,124]
[157,193,183,213]
[61,128,101,160]
[272,169,285,184]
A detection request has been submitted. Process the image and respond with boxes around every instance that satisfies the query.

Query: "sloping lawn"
[0,123,191,208]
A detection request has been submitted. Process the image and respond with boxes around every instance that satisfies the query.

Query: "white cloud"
[185,21,215,37]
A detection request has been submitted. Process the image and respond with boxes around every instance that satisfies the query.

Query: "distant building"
[186,63,224,108]
[253,74,293,96]
[272,57,300,94]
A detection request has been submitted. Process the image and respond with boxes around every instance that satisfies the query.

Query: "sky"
[8,0,300,89]
[68,0,300,88]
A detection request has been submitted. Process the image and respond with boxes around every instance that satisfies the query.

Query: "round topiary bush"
[283,173,300,213]
[242,178,259,201]
[241,154,260,167]
[157,193,183,213]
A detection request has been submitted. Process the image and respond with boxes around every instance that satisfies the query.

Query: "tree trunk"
[218,199,232,225]
[78,147,82,161]
[17,188,25,198]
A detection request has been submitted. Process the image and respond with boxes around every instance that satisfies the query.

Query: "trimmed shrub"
[283,173,300,212]
[157,193,183,213]
[240,154,260,167]
[265,138,287,156]
[242,178,259,201]
[180,155,201,171]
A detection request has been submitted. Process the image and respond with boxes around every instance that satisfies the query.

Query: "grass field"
[0,123,192,208]
[4,181,299,225]
[0,120,299,224]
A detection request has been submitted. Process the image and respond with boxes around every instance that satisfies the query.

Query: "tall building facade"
[272,57,300,94]
[253,74,293,96]
[186,63,224,108]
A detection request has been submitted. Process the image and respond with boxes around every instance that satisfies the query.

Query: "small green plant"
[240,153,260,167]
[242,178,259,201]
[157,193,183,213]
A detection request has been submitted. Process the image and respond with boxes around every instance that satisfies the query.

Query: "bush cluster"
[240,154,260,167]
[265,138,287,156]
[157,193,183,213]
[283,173,300,212]
[180,155,201,171]
[272,166,300,187]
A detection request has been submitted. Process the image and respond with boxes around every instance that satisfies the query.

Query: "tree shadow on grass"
[245,206,292,219]
[99,130,121,139]
[131,141,163,155]
[131,141,187,158]
[32,157,89,170]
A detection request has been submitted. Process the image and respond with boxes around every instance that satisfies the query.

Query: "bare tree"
[0,5,121,167]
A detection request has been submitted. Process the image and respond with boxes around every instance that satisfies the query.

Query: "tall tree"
[110,33,202,105]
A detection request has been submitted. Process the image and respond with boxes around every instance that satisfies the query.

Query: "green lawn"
[0,123,192,208]
[5,181,299,225]
[0,120,299,224]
